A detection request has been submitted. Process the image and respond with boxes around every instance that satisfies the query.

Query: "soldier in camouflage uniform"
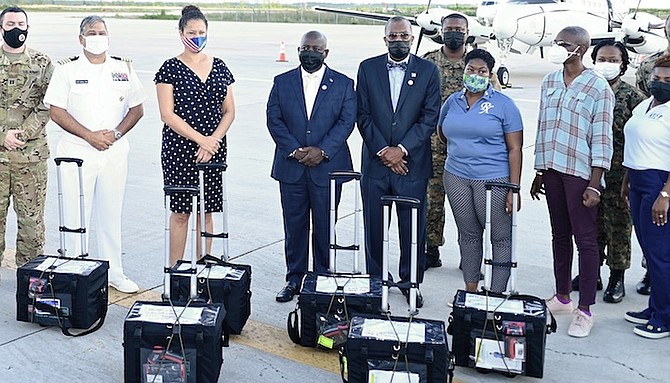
[0,7,53,267]
[635,15,670,97]
[422,13,501,269]
[632,15,670,295]
[572,41,645,303]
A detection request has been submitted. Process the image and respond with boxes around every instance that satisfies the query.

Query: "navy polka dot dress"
[154,57,235,213]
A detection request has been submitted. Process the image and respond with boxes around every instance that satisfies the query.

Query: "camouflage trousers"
[0,160,47,266]
[597,186,632,270]
[426,133,447,249]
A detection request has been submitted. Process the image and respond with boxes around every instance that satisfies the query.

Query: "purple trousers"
[543,170,600,307]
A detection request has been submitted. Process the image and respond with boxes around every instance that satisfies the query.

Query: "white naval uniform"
[43,54,145,281]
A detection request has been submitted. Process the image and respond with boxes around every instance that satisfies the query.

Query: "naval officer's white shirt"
[44,54,145,146]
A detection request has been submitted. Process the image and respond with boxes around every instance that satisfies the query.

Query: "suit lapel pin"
[321,84,328,90]
[407,79,414,86]
[329,77,333,83]
[411,72,417,78]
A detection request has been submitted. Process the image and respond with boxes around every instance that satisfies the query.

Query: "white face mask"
[83,35,109,55]
[548,44,579,65]
[594,61,621,80]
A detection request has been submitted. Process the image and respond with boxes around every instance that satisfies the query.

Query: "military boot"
[603,269,625,303]
[636,271,651,295]
[571,273,603,292]
[425,246,442,269]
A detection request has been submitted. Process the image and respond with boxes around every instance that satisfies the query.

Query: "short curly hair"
[464,48,495,72]
[653,53,670,69]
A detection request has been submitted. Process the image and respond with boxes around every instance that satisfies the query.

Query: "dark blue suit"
[267,65,356,285]
[357,53,440,284]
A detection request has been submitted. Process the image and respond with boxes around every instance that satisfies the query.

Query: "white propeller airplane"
[314,0,668,87]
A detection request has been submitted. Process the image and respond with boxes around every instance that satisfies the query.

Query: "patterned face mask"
[463,73,489,93]
[181,35,207,53]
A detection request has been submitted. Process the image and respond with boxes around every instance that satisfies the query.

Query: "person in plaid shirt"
[530,26,614,338]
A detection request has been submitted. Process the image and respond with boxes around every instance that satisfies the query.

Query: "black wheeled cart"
[123,186,225,383]
[16,157,108,336]
[448,182,556,378]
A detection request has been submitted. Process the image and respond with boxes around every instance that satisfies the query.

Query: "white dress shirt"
[387,54,409,112]
[301,65,325,120]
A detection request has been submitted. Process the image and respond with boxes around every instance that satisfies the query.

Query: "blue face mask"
[463,73,490,93]
[181,35,207,53]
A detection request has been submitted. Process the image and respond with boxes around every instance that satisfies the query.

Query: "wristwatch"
[660,191,670,199]
[113,129,123,141]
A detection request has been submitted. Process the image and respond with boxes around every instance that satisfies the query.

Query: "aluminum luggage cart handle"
[328,171,363,273]
[54,157,87,258]
[163,186,199,300]
[483,182,520,295]
[196,163,229,262]
[380,195,421,315]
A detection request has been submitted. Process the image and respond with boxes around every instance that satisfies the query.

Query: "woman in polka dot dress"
[155,5,235,265]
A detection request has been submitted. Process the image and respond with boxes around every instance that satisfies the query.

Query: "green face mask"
[463,73,489,93]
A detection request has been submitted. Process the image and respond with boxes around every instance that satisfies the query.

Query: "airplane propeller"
[415,0,433,53]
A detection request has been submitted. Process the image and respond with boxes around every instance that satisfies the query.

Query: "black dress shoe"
[571,274,603,292]
[276,282,298,303]
[603,270,625,303]
[425,246,442,270]
[636,272,651,295]
[401,288,424,308]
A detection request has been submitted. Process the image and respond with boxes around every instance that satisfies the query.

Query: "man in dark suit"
[267,30,356,302]
[357,16,441,307]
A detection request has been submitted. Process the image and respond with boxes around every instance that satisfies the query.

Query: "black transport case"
[448,182,556,378]
[16,157,108,336]
[287,172,382,349]
[123,186,225,383]
[170,163,251,335]
[340,196,453,383]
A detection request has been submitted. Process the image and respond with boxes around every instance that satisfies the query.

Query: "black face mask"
[1,27,28,49]
[299,50,325,73]
[387,41,411,61]
[442,31,465,50]
[649,81,670,103]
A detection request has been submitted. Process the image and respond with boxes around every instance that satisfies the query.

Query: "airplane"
[314,0,668,87]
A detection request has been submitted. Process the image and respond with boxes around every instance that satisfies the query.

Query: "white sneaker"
[109,275,139,294]
[546,295,574,315]
[568,309,594,338]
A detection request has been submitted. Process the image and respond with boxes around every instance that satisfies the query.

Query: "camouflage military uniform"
[597,79,645,271]
[635,50,666,97]
[0,47,53,266]
[421,47,501,251]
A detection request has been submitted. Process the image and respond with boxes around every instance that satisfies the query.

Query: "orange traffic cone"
[276,41,288,63]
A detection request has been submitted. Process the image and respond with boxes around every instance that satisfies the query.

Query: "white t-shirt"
[623,97,670,172]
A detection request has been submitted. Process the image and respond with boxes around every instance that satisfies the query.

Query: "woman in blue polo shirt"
[437,49,523,293]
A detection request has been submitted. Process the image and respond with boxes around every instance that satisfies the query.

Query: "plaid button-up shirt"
[534,68,614,181]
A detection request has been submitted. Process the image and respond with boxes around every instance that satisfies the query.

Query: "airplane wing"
[313,6,419,26]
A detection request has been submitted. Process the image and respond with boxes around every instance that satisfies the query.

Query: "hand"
[195,147,213,163]
[582,187,601,208]
[197,135,221,156]
[85,130,115,151]
[379,146,405,167]
[530,175,544,200]
[3,129,26,150]
[620,180,630,209]
[297,146,324,167]
[651,195,669,226]
[293,148,308,161]
[506,190,521,213]
[389,162,409,176]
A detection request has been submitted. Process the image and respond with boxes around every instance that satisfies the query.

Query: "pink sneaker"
[546,295,574,315]
[568,309,594,338]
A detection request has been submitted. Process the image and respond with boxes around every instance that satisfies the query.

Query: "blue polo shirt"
[439,85,523,180]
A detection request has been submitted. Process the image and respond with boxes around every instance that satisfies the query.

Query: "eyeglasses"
[553,40,574,48]
[386,32,412,41]
[299,45,326,53]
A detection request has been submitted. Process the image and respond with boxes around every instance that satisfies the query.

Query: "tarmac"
[0,12,667,383]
